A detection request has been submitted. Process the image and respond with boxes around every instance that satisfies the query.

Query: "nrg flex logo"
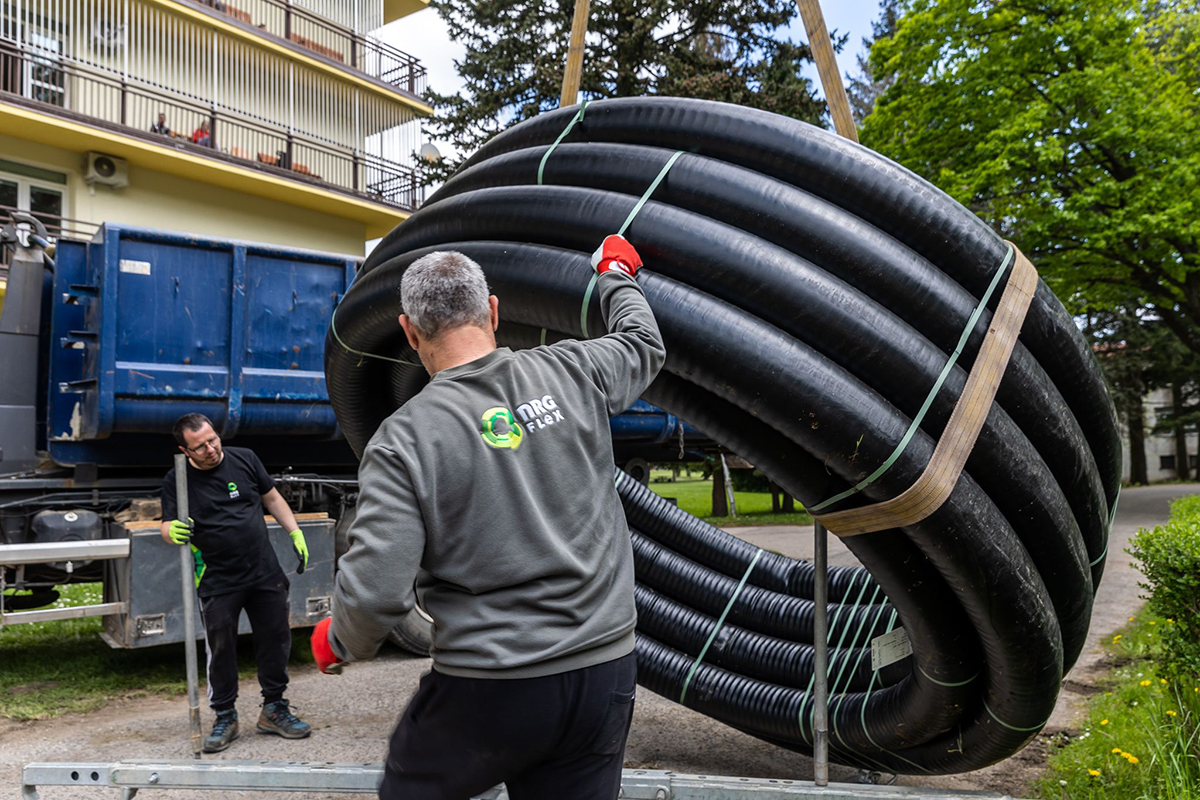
[479,394,567,450]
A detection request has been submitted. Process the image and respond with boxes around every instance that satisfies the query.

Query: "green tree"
[861,0,1200,359]
[421,0,828,182]
[846,0,903,124]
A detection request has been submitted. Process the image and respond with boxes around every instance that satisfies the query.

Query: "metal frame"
[0,538,131,627]
[20,761,1031,799]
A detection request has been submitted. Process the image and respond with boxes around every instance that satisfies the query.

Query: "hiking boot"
[256,699,311,739]
[203,709,239,753]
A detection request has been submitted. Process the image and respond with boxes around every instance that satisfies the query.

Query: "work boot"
[203,709,239,753]
[256,699,311,739]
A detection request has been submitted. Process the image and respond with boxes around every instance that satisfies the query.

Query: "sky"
[378,0,885,155]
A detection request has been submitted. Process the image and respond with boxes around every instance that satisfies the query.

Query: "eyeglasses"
[185,435,220,454]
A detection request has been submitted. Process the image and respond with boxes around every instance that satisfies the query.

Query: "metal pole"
[812,519,829,786]
[175,454,203,759]
[558,0,590,107]
[796,0,859,143]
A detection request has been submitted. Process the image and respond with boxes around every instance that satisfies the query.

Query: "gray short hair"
[400,251,491,339]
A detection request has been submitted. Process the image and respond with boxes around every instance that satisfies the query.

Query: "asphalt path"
[3,483,1195,799]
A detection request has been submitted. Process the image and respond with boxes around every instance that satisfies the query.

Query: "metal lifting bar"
[20,761,1032,800]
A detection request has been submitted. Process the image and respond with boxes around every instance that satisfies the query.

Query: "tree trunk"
[712,465,729,517]
[1174,383,1191,481]
[1127,397,1149,485]
[782,492,795,513]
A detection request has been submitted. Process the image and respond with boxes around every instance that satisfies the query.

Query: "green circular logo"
[227,482,238,492]
[480,407,523,450]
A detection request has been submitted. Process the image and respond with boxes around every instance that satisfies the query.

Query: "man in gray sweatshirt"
[311,235,665,799]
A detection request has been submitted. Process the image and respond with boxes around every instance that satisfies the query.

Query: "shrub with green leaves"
[1129,495,1200,681]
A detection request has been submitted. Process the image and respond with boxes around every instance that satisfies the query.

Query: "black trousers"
[198,574,291,712]
[380,652,636,800]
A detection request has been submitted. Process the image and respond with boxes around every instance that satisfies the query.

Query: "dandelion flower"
[1127,756,1139,764]
[1161,678,1168,685]
[1167,618,1175,623]
[1167,710,1177,717]
[1149,620,1156,625]
[1100,719,1109,725]
[1088,769,1101,777]
[1129,616,1135,622]
[1141,680,1153,686]
[1112,635,1123,643]
[1112,748,1123,754]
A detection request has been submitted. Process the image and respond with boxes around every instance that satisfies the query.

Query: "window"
[0,166,66,237]
[1191,454,1198,470]
[1160,455,1177,471]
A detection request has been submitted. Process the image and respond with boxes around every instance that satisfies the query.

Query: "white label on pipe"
[119,259,151,275]
[871,626,912,671]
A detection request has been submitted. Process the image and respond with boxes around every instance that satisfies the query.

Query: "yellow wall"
[0,132,368,254]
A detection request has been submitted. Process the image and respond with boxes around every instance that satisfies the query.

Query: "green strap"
[539,328,548,346]
[811,244,1016,513]
[617,150,684,236]
[796,570,868,743]
[984,701,1049,733]
[537,101,588,186]
[577,150,685,339]
[918,665,979,687]
[679,548,764,703]
[329,306,422,368]
[1091,488,1120,567]
[579,273,600,339]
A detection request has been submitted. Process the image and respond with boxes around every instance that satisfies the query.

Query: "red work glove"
[311,617,344,675]
[591,234,642,278]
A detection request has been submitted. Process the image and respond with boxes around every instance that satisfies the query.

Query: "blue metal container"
[43,224,712,469]
[47,225,359,467]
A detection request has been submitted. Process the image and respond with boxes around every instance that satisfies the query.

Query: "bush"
[1129,494,1200,682]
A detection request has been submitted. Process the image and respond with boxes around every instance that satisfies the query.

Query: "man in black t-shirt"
[161,412,312,753]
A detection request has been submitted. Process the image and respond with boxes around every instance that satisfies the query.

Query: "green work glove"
[190,543,207,588]
[289,529,308,574]
[167,517,194,546]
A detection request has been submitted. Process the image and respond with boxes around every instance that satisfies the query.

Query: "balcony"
[181,0,428,97]
[0,45,423,213]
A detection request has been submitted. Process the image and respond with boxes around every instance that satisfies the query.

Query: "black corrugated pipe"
[326,98,1120,773]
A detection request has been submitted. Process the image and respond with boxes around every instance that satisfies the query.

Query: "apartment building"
[1122,386,1199,484]
[0,0,430,254]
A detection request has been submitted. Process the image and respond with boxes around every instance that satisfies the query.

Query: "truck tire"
[386,606,434,656]
[336,504,434,657]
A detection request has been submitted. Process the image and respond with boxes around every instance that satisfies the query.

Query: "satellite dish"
[419,143,442,163]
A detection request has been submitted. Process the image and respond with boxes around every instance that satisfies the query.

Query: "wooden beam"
[796,0,859,142]
[560,0,591,107]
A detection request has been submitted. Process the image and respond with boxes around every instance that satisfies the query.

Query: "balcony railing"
[0,44,422,212]
[187,0,428,96]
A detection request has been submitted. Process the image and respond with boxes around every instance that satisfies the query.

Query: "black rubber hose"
[330,98,1120,774]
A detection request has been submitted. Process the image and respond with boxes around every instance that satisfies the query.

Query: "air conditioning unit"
[85,153,128,189]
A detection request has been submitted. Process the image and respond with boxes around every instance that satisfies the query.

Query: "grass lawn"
[0,583,313,720]
[1034,609,1200,799]
[647,471,812,527]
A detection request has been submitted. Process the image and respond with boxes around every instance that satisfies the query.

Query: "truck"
[0,217,711,650]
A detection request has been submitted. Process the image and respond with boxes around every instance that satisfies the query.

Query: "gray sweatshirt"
[329,271,666,678]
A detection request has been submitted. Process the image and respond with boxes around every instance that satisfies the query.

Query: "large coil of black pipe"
[325,97,1120,774]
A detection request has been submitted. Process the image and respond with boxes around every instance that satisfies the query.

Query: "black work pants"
[380,652,636,800]
[199,574,291,712]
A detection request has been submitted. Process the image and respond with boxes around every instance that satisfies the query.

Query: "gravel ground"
[4,483,1194,799]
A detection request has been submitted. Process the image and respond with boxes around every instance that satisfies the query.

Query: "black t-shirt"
[162,447,284,597]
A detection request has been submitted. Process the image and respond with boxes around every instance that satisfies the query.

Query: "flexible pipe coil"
[326,98,1120,774]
